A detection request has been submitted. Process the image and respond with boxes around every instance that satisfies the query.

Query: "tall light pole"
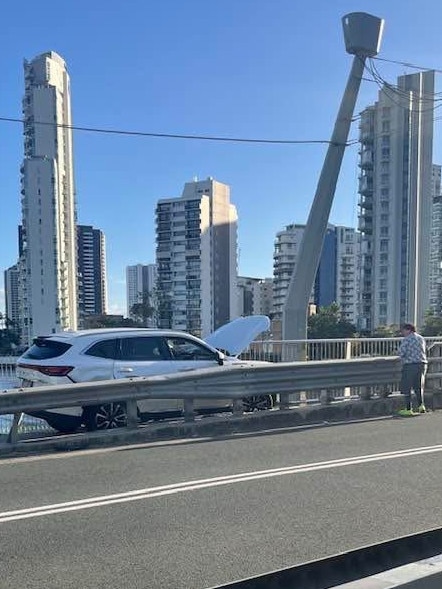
[282,13,384,355]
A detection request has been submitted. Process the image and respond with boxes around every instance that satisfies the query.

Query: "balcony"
[360,130,374,144]
[359,195,373,210]
[360,150,374,169]
[359,176,374,195]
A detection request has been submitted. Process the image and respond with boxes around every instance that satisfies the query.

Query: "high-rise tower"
[19,52,78,342]
[155,178,238,337]
[126,264,157,321]
[77,225,107,324]
[357,71,435,330]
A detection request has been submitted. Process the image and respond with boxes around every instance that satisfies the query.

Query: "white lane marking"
[2,443,442,524]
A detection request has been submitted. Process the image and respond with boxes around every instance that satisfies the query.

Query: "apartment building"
[357,71,435,331]
[237,277,273,317]
[126,263,157,320]
[4,265,20,330]
[19,52,77,342]
[155,177,238,337]
[273,223,359,334]
[429,164,442,314]
[77,225,107,325]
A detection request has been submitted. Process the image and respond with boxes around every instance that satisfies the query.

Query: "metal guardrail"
[0,357,402,444]
[0,358,402,413]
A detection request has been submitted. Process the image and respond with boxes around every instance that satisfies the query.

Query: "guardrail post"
[280,393,290,410]
[126,400,138,429]
[6,412,22,444]
[232,399,243,415]
[184,398,195,422]
[320,390,332,405]
[359,386,372,400]
[344,340,352,398]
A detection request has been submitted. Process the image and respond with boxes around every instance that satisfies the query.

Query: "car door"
[113,335,179,414]
[161,335,229,412]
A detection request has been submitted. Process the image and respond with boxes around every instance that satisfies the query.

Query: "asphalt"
[2,412,442,588]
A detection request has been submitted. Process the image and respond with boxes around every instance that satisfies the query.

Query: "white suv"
[16,316,272,432]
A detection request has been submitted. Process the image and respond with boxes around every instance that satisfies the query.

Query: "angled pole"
[282,13,384,357]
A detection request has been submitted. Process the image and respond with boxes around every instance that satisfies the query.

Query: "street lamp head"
[342,12,384,57]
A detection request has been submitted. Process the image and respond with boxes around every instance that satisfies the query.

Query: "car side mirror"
[216,351,224,366]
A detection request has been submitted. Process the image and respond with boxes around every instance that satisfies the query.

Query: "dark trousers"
[400,363,427,410]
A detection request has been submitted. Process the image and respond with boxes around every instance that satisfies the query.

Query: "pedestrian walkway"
[333,552,442,588]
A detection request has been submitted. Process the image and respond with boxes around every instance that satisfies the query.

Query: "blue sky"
[1,0,441,315]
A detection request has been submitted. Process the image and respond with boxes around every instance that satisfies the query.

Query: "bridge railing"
[241,336,442,362]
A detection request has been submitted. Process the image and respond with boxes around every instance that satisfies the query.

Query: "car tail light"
[17,363,74,377]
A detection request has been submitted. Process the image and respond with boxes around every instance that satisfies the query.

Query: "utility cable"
[373,56,442,75]
[0,116,347,146]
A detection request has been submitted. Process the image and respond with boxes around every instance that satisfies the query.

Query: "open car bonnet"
[204,315,270,357]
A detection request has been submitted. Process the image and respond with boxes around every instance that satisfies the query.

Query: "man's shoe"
[418,405,427,413]
[398,408,415,417]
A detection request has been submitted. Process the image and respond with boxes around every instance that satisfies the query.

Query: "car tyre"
[45,416,81,434]
[241,394,273,412]
[83,403,128,431]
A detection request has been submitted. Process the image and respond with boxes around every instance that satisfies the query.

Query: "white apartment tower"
[155,178,238,337]
[126,264,157,319]
[358,71,435,331]
[335,226,360,324]
[273,223,359,330]
[273,224,306,324]
[429,164,442,313]
[237,277,273,317]
[19,52,77,343]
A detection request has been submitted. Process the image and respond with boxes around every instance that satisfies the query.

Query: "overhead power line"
[0,116,343,146]
[373,56,442,75]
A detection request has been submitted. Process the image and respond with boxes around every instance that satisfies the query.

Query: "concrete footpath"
[334,553,442,588]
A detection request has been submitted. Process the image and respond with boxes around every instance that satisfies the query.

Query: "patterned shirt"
[399,332,427,364]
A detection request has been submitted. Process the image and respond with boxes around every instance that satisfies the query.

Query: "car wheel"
[45,416,81,434]
[83,403,128,431]
[241,394,273,412]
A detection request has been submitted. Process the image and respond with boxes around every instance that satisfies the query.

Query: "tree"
[83,314,138,329]
[421,310,442,336]
[129,291,154,327]
[0,313,20,354]
[371,324,400,337]
[307,303,357,339]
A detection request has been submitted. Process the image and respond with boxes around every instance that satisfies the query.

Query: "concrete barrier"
[208,527,442,589]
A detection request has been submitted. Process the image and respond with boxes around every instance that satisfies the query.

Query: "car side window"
[164,337,218,361]
[120,337,167,361]
[84,339,119,360]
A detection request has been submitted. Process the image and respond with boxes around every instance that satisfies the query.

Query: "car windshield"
[21,338,71,360]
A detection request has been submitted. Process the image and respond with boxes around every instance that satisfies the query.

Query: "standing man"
[398,323,428,416]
